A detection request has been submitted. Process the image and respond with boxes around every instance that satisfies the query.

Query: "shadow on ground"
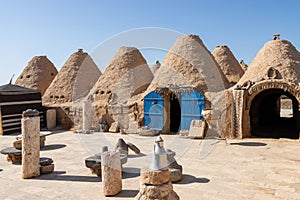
[41,144,67,151]
[115,189,139,198]
[35,171,100,182]
[0,169,3,172]
[176,174,210,184]
[229,142,267,147]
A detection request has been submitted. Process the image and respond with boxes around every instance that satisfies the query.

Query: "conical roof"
[150,60,161,76]
[89,46,153,122]
[212,45,244,84]
[15,56,57,95]
[43,49,101,105]
[238,39,300,85]
[146,34,228,94]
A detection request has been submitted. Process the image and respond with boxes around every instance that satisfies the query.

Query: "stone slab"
[140,169,170,185]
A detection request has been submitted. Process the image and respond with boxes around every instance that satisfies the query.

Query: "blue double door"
[144,90,204,132]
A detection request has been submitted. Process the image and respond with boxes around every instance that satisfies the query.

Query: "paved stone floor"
[1,131,300,200]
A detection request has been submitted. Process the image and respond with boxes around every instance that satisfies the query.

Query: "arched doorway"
[170,93,181,133]
[250,89,299,139]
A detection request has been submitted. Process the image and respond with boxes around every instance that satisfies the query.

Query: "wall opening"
[250,89,299,139]
[280,96,293,118]
[170,93,181,133]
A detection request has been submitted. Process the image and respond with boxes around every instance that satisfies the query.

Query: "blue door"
[180,90,204,130]
[144,91,164,130]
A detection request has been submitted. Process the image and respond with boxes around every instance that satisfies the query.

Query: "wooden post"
[162,94,170,134]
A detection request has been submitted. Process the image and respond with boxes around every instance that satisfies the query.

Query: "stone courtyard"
[1,131,300,200]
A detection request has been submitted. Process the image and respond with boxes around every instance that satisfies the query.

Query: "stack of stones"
[135,136,180,200]
[40,157,54,174]
[135,169,179,200]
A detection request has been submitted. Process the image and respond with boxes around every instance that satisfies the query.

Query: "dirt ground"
[1,131,300,200]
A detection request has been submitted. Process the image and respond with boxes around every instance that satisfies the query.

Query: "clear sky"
[1,0,300,85]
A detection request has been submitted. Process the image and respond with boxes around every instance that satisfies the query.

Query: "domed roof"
[212,45,244,84]
[238,39,300,86]
[15,56,57,95]
[89,46,153,120]
[146,34,228,94]
[43,49,101,105]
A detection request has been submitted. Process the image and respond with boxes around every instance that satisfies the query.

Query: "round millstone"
[0,147,22,155]
[39,157,53,166]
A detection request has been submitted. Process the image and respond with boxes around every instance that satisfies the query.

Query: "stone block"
[13,140,22,149]
[169,168,182,182]
[140,169,169,185]
[40,164,54,174]
[101,151,122,196]
[188,120,206,139]
[136,181,179,200]
[109,122,120,133]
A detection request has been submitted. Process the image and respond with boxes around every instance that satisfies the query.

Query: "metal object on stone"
[22,109,39,118]
[149,136,168,171]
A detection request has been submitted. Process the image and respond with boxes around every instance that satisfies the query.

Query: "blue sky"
[1,0,300,85]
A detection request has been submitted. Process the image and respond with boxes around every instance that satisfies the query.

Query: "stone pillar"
[22,116,40,179]
[83,100,92,131]
[101,151,122,196]
[231,90,245,138]
[46,109,56,129]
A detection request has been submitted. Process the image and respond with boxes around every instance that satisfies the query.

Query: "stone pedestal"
[101,151,122,196]
[46,109,56,129]
[22,116,40,179]
[135,169,179,200]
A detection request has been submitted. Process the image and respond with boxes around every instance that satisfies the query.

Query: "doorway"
[170,93,181,133]
[250,89,299,139]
